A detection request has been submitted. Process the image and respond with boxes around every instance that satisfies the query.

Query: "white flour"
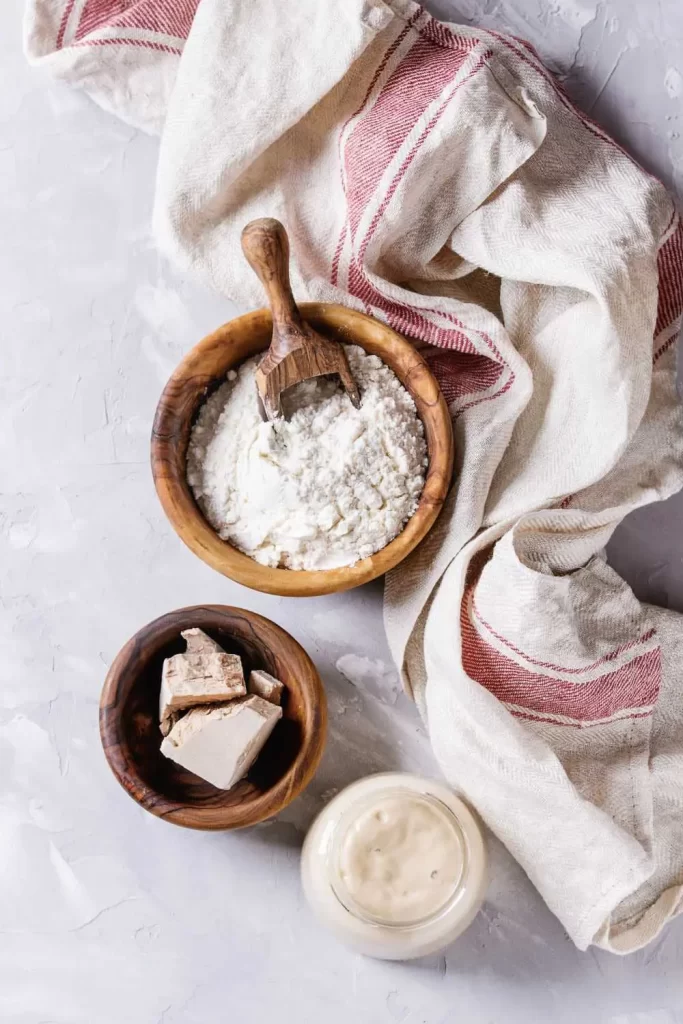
[187,345,427,570]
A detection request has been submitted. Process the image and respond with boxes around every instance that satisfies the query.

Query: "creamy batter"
[336,793,464,925]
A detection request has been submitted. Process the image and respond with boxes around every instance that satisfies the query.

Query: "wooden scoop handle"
[241,217,361,420]
[241,219,304,347]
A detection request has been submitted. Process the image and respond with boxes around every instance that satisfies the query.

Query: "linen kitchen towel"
[25,0,683,952]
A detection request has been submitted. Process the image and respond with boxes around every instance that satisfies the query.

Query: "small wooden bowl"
[100,605,326,830]
[152,303,454,597]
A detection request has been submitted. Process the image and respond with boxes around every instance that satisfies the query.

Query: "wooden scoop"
[241,218,361,420]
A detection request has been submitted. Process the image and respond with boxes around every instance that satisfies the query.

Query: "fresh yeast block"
[248,669,285,706]
[160,695,282,789]
[159,628,246,735]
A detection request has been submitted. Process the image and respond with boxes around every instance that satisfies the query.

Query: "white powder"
[187,345,427,570]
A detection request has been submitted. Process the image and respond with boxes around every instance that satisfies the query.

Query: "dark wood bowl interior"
[100,605,326,830]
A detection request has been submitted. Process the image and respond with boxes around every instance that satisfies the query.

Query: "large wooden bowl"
[100,606,326,830]
[152,303,454,597]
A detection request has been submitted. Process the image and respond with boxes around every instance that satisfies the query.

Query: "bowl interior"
[152,303,454,596]
[100,606,326,829]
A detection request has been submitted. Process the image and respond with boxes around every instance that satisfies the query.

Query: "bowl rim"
[99,604,327,830]
[151,302,454,597]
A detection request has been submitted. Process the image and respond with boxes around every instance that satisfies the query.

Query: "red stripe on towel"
[71,0,198,44]
[333,35,508,402]
[461,585,660,724]
[654,218,683,352]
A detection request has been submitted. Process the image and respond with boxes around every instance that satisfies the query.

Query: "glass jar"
[301,772,487,959]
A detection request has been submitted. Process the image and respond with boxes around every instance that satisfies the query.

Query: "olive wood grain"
[151,302,454,597]
[241,218,360,419]
[100,605,327,830]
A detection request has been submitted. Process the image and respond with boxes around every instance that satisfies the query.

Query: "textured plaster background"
[1,0,682,1021]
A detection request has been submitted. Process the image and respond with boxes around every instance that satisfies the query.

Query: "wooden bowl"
[152,303,454,597]
[100,605,326,830]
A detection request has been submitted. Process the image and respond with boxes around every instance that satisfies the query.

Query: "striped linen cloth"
[25,0,683,952]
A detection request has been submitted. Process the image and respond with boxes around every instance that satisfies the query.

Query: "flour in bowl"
[186,345,427,570]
